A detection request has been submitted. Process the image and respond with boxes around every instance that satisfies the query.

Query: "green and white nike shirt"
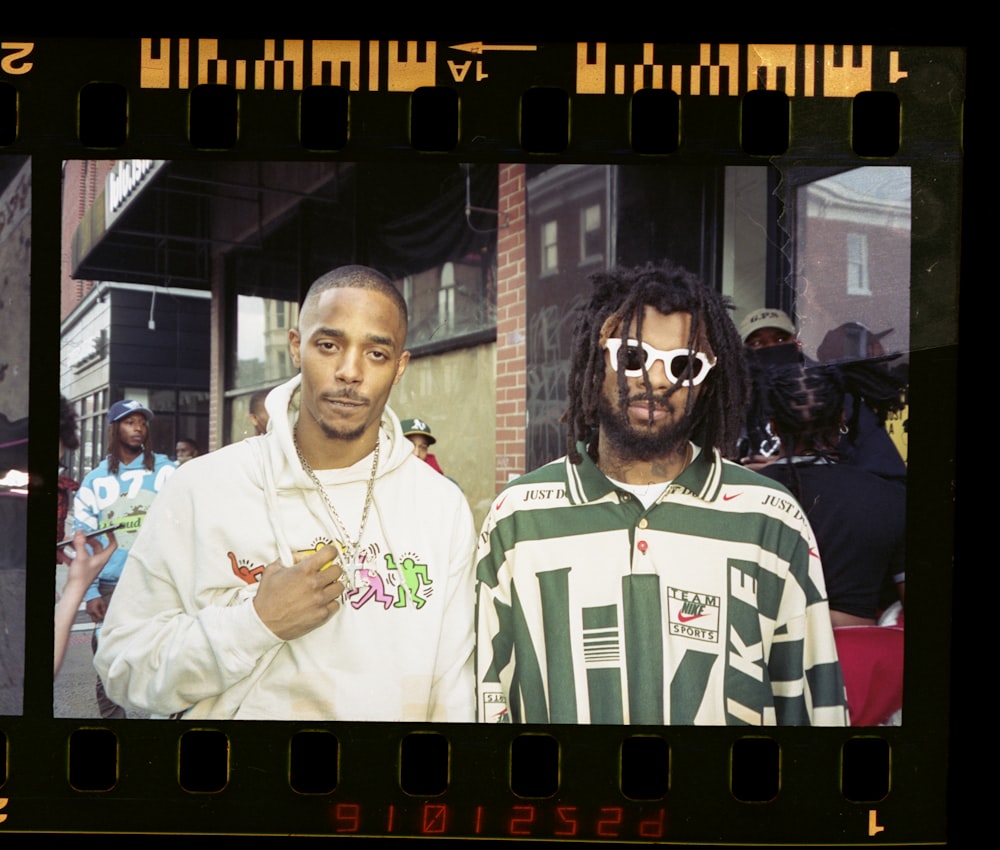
[475,444,848,726]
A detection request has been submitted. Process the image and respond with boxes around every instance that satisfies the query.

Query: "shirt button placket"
[636,517,649,557]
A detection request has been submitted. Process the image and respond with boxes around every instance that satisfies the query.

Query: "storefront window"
[395,256,494,350]
[233,294,299,389]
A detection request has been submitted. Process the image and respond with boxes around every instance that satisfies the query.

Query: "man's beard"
[317,419,367,442]
[596,391,695,462]
[309,390,371,442]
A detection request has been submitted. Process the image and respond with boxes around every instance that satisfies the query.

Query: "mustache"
[626,392,676,408]
[323,390,369,404]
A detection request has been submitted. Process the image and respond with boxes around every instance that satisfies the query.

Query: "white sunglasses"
[605,338,717,386]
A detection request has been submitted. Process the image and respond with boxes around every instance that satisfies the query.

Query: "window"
[846,232,870,295]
[392,257,494,349]
[542,220,558,274]
[233,294,299,389]
[439,262,456,335]
[791,167,910,360]
[580,203,603,263]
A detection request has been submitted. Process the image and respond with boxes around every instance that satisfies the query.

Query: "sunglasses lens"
[669,355,700,381]
[622,344,646,372]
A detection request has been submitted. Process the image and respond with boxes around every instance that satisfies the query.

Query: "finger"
[314,563,350,598]
[294,544,342,572]
[326,581,349,610]
[71,530,90,557]
[317,543,343,572]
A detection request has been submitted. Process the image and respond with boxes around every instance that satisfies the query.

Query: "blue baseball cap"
[108,400,154,424]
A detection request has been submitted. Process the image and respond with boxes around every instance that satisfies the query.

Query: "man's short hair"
[249,389,270,416]
[301,265,409,340]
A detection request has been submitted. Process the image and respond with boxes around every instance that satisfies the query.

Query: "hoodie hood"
[251,374,414,564]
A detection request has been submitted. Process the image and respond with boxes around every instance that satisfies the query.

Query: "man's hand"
[66,530,118,591]
[252,545,349,640]
[740,454,778,471]
[85,596,108,623]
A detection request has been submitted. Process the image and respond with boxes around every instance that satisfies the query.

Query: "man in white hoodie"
[95,265,477,721]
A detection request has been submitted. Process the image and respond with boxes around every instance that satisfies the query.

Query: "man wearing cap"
[72,399,176,717]
[736,308,804,465]
[738,307,800,353]
[401,417,445,474]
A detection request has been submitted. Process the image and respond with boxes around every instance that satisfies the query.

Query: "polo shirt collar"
[563,441,724,506]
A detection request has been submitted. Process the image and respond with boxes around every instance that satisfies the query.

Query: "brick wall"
[494,163,527,493]
[60,160,111,320]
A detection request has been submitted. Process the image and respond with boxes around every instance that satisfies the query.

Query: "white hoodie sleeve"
[94,458,284,717]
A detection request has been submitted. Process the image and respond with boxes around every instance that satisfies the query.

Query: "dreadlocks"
[563,261,749,464]
[767,363,847,458]
[106,420,155,475]
[765,358,907,500]
[767,357,906,455]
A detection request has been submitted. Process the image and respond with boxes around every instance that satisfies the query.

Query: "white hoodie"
[95,375,476,721]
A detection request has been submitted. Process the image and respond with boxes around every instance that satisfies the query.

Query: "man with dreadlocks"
[756,360,906,626]
[476,262,848,725]
[73,399,176,717]
[756,360,906,725]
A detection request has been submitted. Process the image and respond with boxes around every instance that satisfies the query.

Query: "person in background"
[401,417,444,474]
[815,322,908,484]
[55,530,118,677]
[57,396,81,566]
[739,307,800,354]
[176,438,200,464]
[757,361,905,625]
[757,360,905,725]
[55,397,121,677]
[73,399,176,718]
[249,389,272,436]
[738,309,907,485]
[736,308,805,465]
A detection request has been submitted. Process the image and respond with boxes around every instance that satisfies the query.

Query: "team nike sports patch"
[667,586,721,643]
[481,691,511,723]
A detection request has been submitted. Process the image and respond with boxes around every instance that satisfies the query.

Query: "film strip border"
[0,721,945,841]
[0,40,964,158]
[1,38,963,841]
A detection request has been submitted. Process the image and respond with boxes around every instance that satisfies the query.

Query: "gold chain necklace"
[293,428,380,568]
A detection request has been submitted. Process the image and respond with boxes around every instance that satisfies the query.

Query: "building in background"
[61,160,499,525]
[61,160,910,526]
[0,156,30,715]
